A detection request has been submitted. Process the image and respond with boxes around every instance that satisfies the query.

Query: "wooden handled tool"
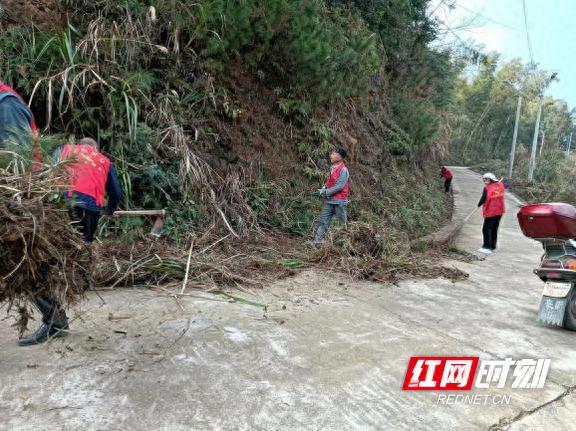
[113,210,166,217]
[113,210,166,237]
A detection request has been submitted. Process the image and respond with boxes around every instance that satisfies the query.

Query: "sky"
[430,0,576,108]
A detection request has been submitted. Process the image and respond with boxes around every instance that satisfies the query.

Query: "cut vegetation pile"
[91,223,467,290]
[313,222,468,283]
[92,233,300,290]
[0,157,90,330]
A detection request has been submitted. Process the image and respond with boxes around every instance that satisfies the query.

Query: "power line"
[522,0,535,64]
[431,2,515,67]
[434,0,518,31]
[452,2,518,31]
[428,0,449,18]
[431,7,493,63]
[434,17,473,50]
[431,2,484,48]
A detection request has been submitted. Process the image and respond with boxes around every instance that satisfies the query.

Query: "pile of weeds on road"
[92,231,301,290]
[311,222,468,283]
[93,221,468,292]
[0,153,90,333]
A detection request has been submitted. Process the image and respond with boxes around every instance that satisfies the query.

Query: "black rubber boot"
[34,297,69,329]
[19,323,51,346]
[35,297,56,320]
[18,321,69,347]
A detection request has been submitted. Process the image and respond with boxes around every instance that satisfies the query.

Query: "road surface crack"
[488,384,576,430]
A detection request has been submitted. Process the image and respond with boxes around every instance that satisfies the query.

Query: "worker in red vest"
[58,137,122,241]
[477,172,505,254]
[314,147,350,244]
[441,166,453,193]
[19,137,122,346]
[0,82,41,167]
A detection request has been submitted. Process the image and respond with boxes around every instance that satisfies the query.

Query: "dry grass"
[0,152,90,332]
[90,221,467,294]
[311,222,468,283]
[161,123,261,238]
[92,232,297,290]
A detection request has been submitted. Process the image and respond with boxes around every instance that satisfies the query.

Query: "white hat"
[482,172,498,182]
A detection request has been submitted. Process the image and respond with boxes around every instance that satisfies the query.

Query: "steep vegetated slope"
[0,1,460,264]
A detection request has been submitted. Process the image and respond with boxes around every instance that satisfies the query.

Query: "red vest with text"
[483,182,505,218]
[326,162,350,200]
[0,84,38,132]
[61,144,111,207]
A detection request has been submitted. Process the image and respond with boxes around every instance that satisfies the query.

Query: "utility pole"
[508,93,522,178]
[528,95,543,181]
[567,132,573,156]
[528,72,557,182]
[539,130,545,158]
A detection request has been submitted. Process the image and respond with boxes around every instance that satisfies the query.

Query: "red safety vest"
[483,182,505,218]
[61,144,111,207]
[441,167,453,179]
[0,84,38,132]
[326,162,350,200]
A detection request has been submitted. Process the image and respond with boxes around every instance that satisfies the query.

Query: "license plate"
[542,281,572,298]
[538,297,568,326]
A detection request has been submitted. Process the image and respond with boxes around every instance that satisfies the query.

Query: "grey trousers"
[314,203,347,243]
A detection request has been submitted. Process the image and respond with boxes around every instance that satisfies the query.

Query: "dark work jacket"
[0,91,35,147]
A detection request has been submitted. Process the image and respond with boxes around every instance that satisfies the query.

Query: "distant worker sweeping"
[18,137,122,346]
[314,147,350,245]
[441,166,453,193]
[477,172,505,254]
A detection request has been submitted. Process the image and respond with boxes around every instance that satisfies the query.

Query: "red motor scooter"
[518,203,576,330]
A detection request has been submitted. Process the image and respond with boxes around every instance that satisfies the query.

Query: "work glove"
[317,187,326,196]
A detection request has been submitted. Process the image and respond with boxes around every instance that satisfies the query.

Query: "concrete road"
[1,167,575,431]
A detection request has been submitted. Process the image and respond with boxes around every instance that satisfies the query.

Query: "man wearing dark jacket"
[0,82,38,146]
[18,137,122,346]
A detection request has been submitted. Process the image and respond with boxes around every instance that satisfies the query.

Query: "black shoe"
[18,322,69,347]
